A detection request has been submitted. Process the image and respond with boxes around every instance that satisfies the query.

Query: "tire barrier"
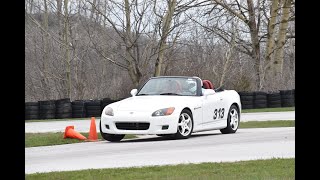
[39,100,56,119]
[267,92,282,108]
[238,92,254,109]
[55,98,72,119]
[25,89,295,120]
[71,100,86,118]
[280,90,295,107]
[253,91,267,109]
[293,89,295,104]
[25,102,39,120]
[85,100,102,118]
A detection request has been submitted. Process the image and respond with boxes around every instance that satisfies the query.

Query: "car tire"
[220,104,240,134]
[174,109,194,139]
[99,121,125,142]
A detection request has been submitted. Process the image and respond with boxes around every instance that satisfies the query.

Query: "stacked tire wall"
[253,91,267,109]
[55,98,72,119]
[280,90,295,107]
[25,102,39,120]
[72,100,86,118]
[85,100,102,118]
[25,89,295,120]
[39,100,56,119]
[238,92,254,109]
[267,92,281,108]
[239,89,295,109]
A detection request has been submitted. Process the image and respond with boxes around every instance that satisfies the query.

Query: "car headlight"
[152,107,175,116]
[105,107,114,116]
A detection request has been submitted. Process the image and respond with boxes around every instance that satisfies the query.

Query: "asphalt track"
[25,127,294,174]
[25,111,295,133]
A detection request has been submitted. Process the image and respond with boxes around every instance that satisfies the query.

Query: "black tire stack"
[25,102,39,120]
[293,89,295,104]
[85,100,102,117]
[238,92,254,109]
[253,91,267,108]
[72,100,87,118]
[55,98,72,119]
[39,100,56,119]
[280,90,295,107]
[267,92,282,108]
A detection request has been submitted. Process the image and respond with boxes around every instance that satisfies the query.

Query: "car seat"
[202,80,214,89]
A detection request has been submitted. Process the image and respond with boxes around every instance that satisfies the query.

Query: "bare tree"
[273,0,293,76]
[25,0,295,102]
[189,0,295,90]
[86,0,153,87]
[63,0,72,98]
[42,0,51,98]
[219,22,237,87]
[153,0,177,76]
[263,0,294,89]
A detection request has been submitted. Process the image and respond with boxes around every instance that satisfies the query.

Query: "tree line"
[25,0,295,101]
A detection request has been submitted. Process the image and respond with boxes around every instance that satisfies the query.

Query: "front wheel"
[99,121,125,142]
[174,109,194,139]
[220,105,240,134]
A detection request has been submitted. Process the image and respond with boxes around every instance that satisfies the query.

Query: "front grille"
[115,122,150,130]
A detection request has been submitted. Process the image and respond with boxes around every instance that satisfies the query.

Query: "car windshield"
[137,77,198,96]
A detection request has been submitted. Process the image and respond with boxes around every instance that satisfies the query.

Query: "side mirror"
[203,89,215,97]
[130,89,138,96]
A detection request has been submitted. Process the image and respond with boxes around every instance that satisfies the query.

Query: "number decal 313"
[213,108,225,120]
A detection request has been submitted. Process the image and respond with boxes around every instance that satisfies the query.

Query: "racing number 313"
[213,108,225,120]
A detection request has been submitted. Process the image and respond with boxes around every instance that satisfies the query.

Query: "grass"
[240,120,294,129]
[25,133,137,148]
[25,158,294,179]
[241,107,294,113]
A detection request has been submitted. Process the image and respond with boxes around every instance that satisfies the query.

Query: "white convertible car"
[100,76,241,142]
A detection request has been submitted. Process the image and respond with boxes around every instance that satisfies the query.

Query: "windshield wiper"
[159,93,181,96]
[137,93,149,96]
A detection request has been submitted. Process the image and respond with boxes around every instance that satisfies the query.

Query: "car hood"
[115,95,193,112]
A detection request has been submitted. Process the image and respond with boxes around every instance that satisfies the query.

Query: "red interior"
[202,80,214,89]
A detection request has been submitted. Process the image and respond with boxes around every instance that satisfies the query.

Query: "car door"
[201,92,224,126]
[217,91,229,122]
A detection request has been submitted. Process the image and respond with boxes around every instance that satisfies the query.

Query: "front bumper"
[100,111,179,135]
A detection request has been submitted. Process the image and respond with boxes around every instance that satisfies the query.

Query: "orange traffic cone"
[88,117,98,141]
[63,126,87,140]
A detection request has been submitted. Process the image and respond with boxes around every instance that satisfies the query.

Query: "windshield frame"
[136,76,203,96]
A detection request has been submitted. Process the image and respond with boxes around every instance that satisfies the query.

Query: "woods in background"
[25,0,295,101]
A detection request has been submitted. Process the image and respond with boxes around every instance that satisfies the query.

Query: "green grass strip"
[240,120,294,128]
[25,133,137,148]
[241,107,294,113]
[26,158,294,180]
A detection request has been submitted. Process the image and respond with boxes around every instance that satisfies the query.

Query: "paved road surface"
[25,127,294,174]
[25,111,295,133]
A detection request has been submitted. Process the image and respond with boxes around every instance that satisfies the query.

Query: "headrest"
[202,80,214,89]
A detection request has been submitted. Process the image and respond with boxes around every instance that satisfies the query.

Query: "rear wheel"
[220,105,239,134]
[174,109,193,139]
[99,121,125,142]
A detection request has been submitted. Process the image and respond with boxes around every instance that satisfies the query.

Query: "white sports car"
[100,76,241,142]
